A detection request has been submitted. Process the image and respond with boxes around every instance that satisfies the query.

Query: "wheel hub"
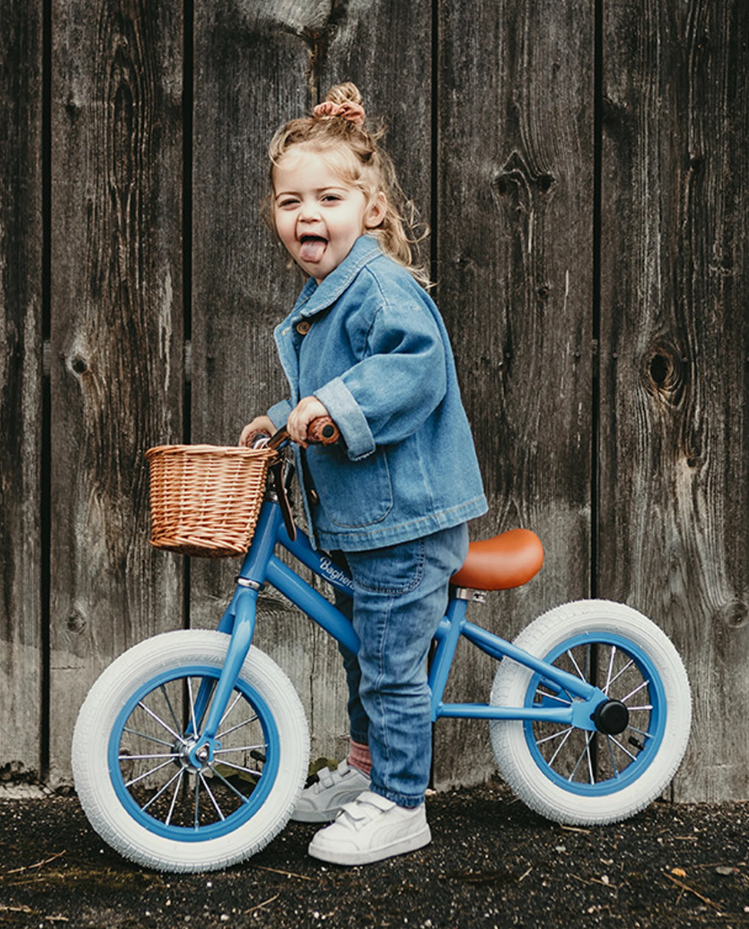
[174,737,217,773]
[592,699,629,735]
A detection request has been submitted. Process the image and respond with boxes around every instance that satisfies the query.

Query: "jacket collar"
[293,235,382,318]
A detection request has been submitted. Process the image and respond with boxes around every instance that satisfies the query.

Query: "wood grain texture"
[190,0,342,759]
[2,0,747,801]
[434,0,595,789]
[190,0,434,768]
[0,0,43,778]
[599,0,749,801]
[48,0,184,784]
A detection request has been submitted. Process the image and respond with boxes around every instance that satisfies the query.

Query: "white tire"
[490,600,691,825]
[73,630,309,872]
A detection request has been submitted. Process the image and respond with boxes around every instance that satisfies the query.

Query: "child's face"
[272,147,383,284]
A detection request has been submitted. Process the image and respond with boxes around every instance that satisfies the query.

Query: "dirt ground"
[1,779,747,929]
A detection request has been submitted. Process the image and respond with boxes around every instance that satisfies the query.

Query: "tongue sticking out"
[300,237,327,263]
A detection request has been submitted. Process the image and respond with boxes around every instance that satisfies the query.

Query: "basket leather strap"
[270,458,296,542]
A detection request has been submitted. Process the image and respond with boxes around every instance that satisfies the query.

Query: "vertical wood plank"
[318,0,434,762]
[435,0,595,789]
[318,0,433,258]
[49,0,184,784]
[600,0,749,800]
[191,0,434,765]
[190,3,341,762]
[0,0,43,779]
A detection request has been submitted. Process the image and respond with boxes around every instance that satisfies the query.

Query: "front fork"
[184,583,259,767]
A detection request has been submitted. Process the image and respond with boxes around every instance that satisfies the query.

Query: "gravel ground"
[1,779,747,929]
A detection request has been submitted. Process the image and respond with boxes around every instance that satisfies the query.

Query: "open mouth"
[299,235,328,262]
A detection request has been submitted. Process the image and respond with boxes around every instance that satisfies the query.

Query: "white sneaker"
[290,760,371,823]
[307,790,431,866]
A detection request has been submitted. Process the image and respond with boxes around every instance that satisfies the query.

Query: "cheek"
[274,214,295,245]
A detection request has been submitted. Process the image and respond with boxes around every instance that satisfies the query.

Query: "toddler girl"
[240,83,487,865]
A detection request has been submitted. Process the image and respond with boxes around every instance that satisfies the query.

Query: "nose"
[298,199,320,222]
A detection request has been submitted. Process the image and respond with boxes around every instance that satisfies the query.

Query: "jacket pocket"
[306,445,393,528]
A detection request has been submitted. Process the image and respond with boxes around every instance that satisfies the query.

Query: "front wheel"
[490,600,691,825]
[72,630,309,872]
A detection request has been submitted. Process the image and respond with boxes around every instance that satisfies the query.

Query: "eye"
[277,197,299,209]
[322,193,342,203]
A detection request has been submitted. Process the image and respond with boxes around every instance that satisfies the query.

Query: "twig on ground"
[253,865,317,881]
[663,872,723,912]
[6,851,66,875]
[245,893,280,914]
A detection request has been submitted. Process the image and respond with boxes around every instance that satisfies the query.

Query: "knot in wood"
[716,600,748,629]
[70,354,89,376]
[643,341,687,406]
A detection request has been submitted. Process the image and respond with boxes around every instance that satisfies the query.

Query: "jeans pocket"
[345,538,426,595]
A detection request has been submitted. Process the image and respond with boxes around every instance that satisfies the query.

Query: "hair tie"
[313,100,366,126]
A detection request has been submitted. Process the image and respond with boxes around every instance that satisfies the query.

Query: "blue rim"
[524,632,667,796]
[108,664,280,841]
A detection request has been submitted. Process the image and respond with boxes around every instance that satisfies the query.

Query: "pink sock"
[347,739,372,777]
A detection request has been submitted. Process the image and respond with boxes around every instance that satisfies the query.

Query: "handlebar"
[244,417,340,452]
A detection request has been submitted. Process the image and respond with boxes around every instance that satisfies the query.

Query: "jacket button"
[296,320,311,335]
[308,489,320,505]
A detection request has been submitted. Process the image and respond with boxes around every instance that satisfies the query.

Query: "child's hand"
[239,415,275,447]
[288,397,330,448]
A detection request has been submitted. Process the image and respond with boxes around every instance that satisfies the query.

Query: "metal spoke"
[193,767,201,829]
[604,658,635,692]
[567,731,596,783]
[608,734,638,762]
[566,649,587,682]
[141,766,185,812]
[217,714,261,740]
[606,734,620,778]
[535,687,573,707]
[211,757,262,778]
[137,701,187,746]
[208,764,255,805]
[218,692,243,729]
[627,724,653,739]
[165,769,186,826]
[187,677,199,742]
[119,751,181,762]
[125,757,175,788]
[534,727,574,746]
[214,743,265,755]
[604,646,618,693]
[621,679,649,703]
[547,727,575,769]
[122,727,176,749]
[159,683,183,735]
[199,771,226,822]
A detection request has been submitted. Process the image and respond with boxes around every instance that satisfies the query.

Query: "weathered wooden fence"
[1,0,747,801]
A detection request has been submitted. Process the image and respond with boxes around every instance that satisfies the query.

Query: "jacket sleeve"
[314,297,448,460]
[267,398,294,429]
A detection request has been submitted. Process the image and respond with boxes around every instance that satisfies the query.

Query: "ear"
[364,191,387,229]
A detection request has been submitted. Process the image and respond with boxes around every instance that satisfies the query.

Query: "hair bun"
[313,82,366,125]
[325,82,362,107]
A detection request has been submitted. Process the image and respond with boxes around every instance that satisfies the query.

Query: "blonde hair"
[267,83,430,286]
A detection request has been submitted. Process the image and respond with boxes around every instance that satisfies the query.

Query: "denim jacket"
[267,235,487,551]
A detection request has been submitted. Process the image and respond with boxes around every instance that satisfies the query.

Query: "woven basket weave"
[146,444,276,557]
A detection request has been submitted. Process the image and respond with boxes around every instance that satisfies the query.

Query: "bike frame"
[192,496,609,756]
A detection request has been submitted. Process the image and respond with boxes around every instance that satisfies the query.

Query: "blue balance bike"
[72,420,691,872]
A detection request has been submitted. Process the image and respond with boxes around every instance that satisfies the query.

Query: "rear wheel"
[73,630,309,871]
[490,600,691,824]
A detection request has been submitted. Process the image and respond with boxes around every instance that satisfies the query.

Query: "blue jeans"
[334,523,469,808]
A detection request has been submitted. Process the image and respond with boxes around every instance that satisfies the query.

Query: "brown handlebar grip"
[307,417,340,445]
[241,430,271,448]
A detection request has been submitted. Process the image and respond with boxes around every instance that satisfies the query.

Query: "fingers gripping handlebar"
[243,417,340,451]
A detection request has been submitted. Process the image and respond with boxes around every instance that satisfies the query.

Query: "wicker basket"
[146,444,277,557]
